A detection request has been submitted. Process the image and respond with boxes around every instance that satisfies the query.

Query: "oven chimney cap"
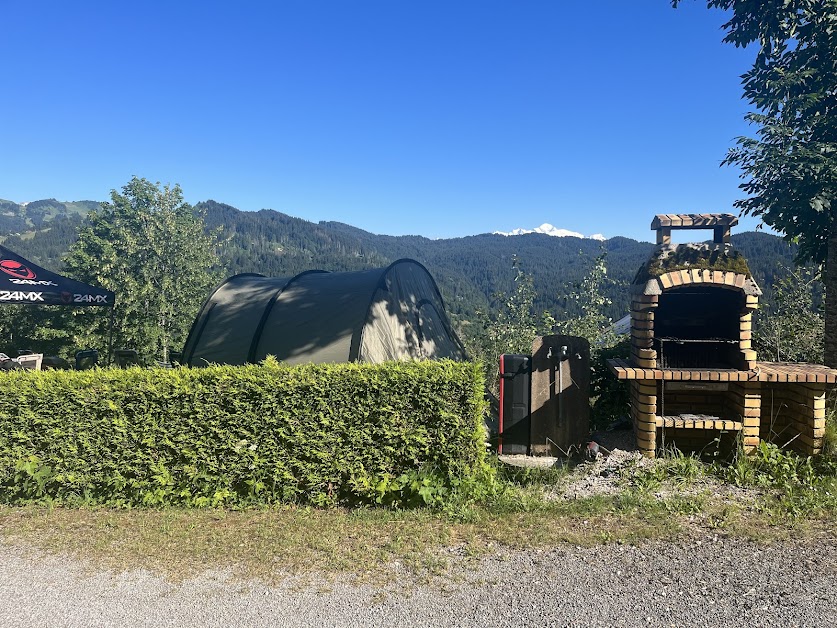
[652,213,738,245]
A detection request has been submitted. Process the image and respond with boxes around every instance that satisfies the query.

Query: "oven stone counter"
[607,359,836,458]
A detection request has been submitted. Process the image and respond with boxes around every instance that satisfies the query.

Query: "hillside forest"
[0,189,820,369]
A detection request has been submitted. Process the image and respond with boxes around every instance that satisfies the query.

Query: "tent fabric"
[0,245,114,307]
[182,259,466,366]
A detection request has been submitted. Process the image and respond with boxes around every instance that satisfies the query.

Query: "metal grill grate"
[655,337,739,369]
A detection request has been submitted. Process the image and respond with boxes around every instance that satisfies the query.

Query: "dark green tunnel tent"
[181,259,466,366]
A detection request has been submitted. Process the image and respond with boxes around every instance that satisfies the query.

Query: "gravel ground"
[2,535,836,627]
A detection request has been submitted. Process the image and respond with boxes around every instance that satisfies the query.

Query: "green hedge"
[0,359,489,508]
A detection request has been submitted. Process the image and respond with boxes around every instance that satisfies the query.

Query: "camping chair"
[75,349,99,370]
[17,353,43,370]
[115,349,142,368]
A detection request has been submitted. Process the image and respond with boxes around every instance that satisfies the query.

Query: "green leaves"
[686,2,837,264]
[755,265,824,362]
[61,177,222,362]
[463,257,556,393]
[678,0,837,364]
[0,360,490,509]
[553,249,617,349]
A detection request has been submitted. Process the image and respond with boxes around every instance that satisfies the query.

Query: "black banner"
[0,245,115,307]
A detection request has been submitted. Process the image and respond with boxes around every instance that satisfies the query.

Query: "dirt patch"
[545,446,762,506]
[550,449,651,499]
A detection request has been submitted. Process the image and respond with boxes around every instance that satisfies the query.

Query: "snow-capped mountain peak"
[494,223,606,241]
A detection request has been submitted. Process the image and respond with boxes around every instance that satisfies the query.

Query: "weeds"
[623,447,704,493]
[709,441,837,519]
[494,460,572,488]
[2,446,837,581]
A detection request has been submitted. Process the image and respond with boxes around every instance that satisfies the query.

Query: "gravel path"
[2,536,836,627]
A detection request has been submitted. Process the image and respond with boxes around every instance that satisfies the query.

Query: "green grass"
[0,497,686,583]
[3,445,836,583]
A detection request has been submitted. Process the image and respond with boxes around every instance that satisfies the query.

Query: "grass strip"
[1,493,832,584]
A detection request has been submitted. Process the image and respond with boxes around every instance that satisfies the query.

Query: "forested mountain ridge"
[199,200,798,321]
[0,198,98,233]
[0,197,799,325]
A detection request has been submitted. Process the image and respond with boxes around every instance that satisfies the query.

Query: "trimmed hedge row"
[0,359,489,508]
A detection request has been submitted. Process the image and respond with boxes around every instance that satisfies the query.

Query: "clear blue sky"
[1,1,762,242]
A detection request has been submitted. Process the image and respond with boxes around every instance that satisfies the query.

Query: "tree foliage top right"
[674,0,837,364]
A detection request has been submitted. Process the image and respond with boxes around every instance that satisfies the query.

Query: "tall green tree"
[553,251,618,348]
[673,1,837,364]
[755,266,824,363]
[553,250,628,428]
[461,257,555,394]
[63,177,221,362]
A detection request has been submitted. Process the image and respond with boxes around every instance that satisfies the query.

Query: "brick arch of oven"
[630,270,758,372]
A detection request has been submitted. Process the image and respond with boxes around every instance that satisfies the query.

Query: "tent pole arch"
[247,269,329,363]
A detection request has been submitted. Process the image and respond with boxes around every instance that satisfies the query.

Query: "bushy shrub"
[0,359,489,509]
[590,338,631,429]
[754,265,823,363]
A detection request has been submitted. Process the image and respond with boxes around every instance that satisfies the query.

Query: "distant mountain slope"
[200,201,392,275]
[0,197,799,324]
[0,198,98,233]
[185,201,802,322]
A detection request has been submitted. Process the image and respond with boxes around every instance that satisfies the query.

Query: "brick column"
[802,384,827,455]
[632,380,657,457]
[631,294,658,369]
[741,300,758,369]
[730,381,761,452]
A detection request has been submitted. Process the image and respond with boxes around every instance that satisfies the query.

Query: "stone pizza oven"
[632,214,761,372]
[609,214,837,458]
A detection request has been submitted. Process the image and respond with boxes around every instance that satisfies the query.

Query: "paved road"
[2,536,835,627]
